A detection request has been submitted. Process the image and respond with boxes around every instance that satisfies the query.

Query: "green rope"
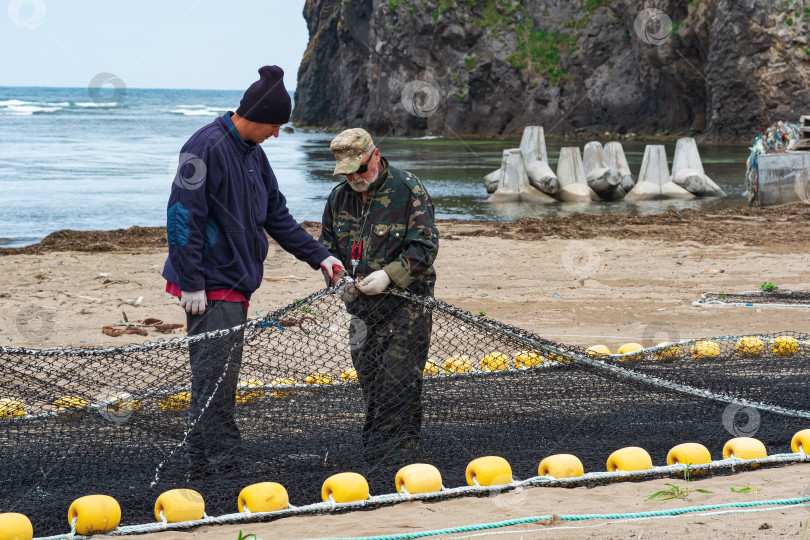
[313,497,810,540]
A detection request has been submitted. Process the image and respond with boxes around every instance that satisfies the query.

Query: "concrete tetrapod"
[603,141,635,193]
[556,147,600,202]
[519,125,549,164]
[487,149,557,203]
[521,126,560,195]
[625,145,695,201]
[526,160,560,195]
[483,168,502,194]
[583,141,624,200]
[672,137,726,197]
[483,126,559,196]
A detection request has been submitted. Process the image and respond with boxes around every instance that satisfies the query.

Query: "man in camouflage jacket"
[320,128,439,463]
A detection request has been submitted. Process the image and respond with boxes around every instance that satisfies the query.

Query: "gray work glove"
[334,277,360,303]
[180,290,207,315]
[357,270,391,295]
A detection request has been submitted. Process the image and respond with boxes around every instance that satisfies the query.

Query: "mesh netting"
[2,288,809,536]
[696,290,810,307]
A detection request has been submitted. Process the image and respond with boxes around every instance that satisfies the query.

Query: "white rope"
[693,290,810,308]
[392,290,810,420]
[32,453,810,540]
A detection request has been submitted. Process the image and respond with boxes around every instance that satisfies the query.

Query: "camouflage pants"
[350,297,432,462]
[186,300,246,470]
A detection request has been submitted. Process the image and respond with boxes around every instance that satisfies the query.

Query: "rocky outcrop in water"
[293,0,810,141]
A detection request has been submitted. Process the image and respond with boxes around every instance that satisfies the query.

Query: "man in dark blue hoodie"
[162,66,343,477]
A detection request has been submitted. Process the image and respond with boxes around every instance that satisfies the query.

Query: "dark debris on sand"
[3,204,809,255]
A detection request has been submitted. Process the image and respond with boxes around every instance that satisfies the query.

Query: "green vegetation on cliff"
[386,0,577,85]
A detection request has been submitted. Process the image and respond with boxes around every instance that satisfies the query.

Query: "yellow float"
[654,342,680,361]
[606,446,653,472]
[158,391,190,412]
[0,398,25,419]
[423,360,442,376]
[538,454,584,478]
[691,340,720,359]
[547,351,573,363]
[586,345,611,358]
[772,335,799,356]
[321,472,369,503]
[105,394,142,414]
[736,337,764,357]
[68,494,121,535]
[791,429,810,453]
[54,396,88,421]
[340,368,359,383]
[444,355,473,374]
[666,442,711,467]
[270,378,298,398]
[723,437,767,460]
[235,379,265,404]
[395,463,443,494]
[514,351,544,368]
[481,351,510,371]
[238,482,289,513]
[0,512,33,540]
[154,489,204,523]
[616,343,644,363]
[306,373,333,385]
[465,456,512,486]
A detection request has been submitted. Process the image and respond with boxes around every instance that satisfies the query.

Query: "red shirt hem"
[165,282,250,310]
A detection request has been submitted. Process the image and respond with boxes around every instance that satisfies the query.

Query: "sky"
[0,0,309,90]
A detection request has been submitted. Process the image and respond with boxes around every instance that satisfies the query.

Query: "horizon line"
[0,84,297,92]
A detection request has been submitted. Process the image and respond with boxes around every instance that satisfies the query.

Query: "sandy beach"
[2,204,810,538]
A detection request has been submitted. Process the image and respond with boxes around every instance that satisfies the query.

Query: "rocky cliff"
[292,0,810,141]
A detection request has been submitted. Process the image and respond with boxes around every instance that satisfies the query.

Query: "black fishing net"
[697,290,810,306]
[1,288,809,536]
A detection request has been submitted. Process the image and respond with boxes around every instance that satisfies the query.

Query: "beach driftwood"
[625,145,695,201]
[583,141,624,200]
[556,147,600,202]
[487,149,557,203]
[603,142,635,193]
[671,137,726,197]
[484,126,559,198]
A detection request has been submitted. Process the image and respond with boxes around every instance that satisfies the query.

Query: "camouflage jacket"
[320,157,438,295]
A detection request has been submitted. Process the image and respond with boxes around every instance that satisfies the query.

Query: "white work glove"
[334,278,360,303]
[320,255,345,285]
[180,290,207,315]
[357,270,391,295]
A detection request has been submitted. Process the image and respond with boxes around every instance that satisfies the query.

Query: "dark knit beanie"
[235,65,291,124]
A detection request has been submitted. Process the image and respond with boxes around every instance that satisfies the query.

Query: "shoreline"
[1,203,804,257]
[2,201,809,351]
[289,122,744,143]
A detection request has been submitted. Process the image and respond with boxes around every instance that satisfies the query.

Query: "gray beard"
[348,179,373,192]
[347,170,377,192]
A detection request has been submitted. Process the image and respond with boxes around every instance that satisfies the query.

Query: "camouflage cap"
[330,128,374,175]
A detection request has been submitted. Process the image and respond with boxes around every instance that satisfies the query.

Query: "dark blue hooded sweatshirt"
[162,113,330,296]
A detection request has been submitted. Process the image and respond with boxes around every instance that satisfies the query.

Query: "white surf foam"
[5,104,62,115]
[168,105,229,117]
[74,102,119,108]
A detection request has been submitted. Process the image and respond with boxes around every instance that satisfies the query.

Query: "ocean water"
[0,87,750,247]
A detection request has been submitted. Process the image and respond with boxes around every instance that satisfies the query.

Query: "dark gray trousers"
[186,299,246,468]
[350,297,432,462]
